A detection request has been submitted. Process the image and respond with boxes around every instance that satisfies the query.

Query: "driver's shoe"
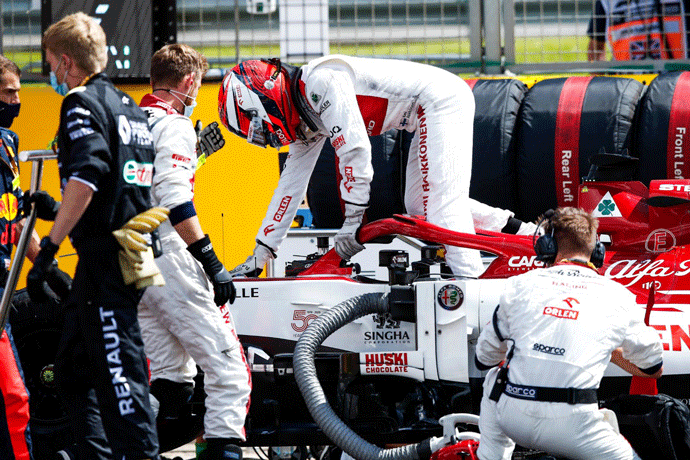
[198,438,242,460]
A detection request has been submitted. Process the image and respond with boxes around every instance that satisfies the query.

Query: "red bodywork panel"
[304,179,690,313]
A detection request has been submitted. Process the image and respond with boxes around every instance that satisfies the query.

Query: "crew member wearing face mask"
[138,44,251,460]
[27,12,159,460]
[0,54,71,460]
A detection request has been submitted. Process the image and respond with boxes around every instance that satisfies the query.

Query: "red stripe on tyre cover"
[667,72,690,179]
[554,76,593,206]
[465,79,478,90]
[356,95,388,137]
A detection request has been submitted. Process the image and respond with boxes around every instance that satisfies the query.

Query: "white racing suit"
[256,55,495,277]
[475,263,663,460]
[138,95,251,440]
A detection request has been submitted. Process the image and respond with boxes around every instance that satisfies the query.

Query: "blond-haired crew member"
[138,44,250,460]
[27,12,159,460]
[476,207,663,460]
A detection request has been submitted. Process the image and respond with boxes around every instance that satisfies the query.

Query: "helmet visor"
[246,111,283,149]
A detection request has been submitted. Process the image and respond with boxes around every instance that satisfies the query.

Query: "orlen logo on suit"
[273,196,292,222]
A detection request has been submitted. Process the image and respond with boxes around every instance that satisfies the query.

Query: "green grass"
[198,36,602,64]
[6,36,603,77]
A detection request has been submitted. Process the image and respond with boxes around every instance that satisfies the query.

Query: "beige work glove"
[112,207,170,289]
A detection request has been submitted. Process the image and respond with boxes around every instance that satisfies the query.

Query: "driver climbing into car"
[475,207,664,460]
[217,55,537,279]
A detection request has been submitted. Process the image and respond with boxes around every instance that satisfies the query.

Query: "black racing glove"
[24,191,61,221]
[196,121,225,158]
[27,237,70,303]
[187,235,236,306]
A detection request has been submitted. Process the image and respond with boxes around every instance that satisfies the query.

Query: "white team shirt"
[476,263,663,389]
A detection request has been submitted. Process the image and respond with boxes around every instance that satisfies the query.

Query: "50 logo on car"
[291,309,319,333]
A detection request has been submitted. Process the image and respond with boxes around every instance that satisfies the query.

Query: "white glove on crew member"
[335,205,366,260]
[229,241,276,277]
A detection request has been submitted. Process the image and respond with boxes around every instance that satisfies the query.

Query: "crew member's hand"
[228,243,275,278]
[335,207,365,260]
[210,267,236,305]
[187,234,236,305]
[27,237,68,302]
[24,191,60,221]
[516,220,540,236]
[197,121,225,158]
[45,262,71,301]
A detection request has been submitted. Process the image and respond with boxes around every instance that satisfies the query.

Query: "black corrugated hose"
[293,292,432,460]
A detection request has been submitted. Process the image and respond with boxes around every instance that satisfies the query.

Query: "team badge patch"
[437,284,463,310]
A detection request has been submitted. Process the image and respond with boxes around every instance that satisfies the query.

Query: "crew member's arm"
[26,94,105,303]
[150,115,236,304]
[587,39,606,61]
[475,278,519,369]
[475,304,510,370]
[16,218,41,262]
[228,138,326,277]
[47,179,93,245]
[468,198,538,235]
[618,296,664,379]
[611,348,663,379]
[586,0,607,61]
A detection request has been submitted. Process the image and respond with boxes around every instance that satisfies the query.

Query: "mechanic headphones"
[533,209,606,268]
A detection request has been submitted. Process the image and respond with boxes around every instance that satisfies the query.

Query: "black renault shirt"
[56,73,155,248]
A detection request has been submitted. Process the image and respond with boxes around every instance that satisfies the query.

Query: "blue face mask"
[168,87,197,118]
[50,59,69,96]
[184,99,197,118]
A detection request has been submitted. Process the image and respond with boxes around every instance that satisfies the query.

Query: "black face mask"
[0,101,20,128]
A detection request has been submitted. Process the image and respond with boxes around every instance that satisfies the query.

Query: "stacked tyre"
[305,78,529,227]
[305,72,690,228]
[513,76,644,222]
[466,78,528,213]
[632,71,690,186]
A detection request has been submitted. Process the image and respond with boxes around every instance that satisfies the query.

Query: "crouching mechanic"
[475,207,663,460]
[218,56,536,279]
[138,44,251,460]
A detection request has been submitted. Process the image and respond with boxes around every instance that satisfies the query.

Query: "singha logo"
[373,312,400,329]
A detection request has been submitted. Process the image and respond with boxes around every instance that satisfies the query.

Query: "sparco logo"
[273,196,292,222]
[533,343,565,356]
[505,383,537,399]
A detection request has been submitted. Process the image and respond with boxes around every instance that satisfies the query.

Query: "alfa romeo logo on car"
[598,199,616,215]
[437,284,463,311]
